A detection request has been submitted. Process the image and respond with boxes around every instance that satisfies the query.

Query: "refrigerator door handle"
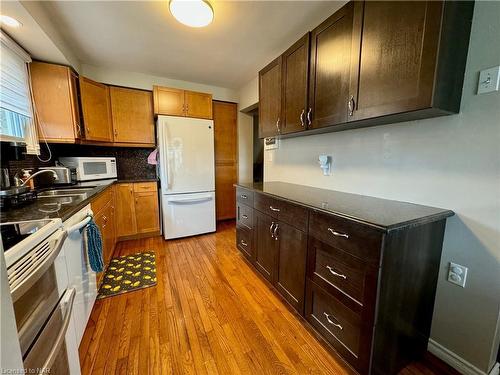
[168,196,213,205]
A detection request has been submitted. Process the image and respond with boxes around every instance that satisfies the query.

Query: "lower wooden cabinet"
[115,183,137,237]
[91,187,117,286]
[115,181,160,239]
[135,191,160,234]
[253,210,277,282]
[275,221,307,314]
[235,183,452,375]
[237,191,308,314]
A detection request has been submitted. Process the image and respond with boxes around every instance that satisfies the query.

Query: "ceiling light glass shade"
[169,0,214,28]
[0,15,22,28]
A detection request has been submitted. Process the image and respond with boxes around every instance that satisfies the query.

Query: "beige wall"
[81,64,238,102]
[262,3,500,373]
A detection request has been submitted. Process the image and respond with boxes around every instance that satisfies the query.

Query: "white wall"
[236,77,259,183]
[263,3,500,373]
[81,64,238,102]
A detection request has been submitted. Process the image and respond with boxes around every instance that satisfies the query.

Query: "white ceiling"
[35,1,346,89]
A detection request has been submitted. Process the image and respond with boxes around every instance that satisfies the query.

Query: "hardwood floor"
[79,221,443,375]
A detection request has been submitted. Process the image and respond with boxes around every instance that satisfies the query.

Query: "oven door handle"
[66,214,92,235]
[10,229,68,302]
[42,288,76,371]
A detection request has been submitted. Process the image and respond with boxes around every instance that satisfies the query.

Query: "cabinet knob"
[242,214,248,219]
[276,117,280,134]
[240,240,248,247]
[269,222,275,238]
[269,206,280,212]
[273,223,279,240]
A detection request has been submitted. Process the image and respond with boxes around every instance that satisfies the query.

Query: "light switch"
[477,66,500,94]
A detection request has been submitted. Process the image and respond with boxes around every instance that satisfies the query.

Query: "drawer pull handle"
[240,194,247,199]
[327,228,349,239]
[269,206,280,212]
[323,312,343,330]
[326,265,347,279]
[273,223,279,241]
[240,240,248,247]
[242,215,248,219]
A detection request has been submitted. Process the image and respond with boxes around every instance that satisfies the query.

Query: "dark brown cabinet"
[258,57,282,138]
[282,34,310,134]
[258,1,474,138]
[253,210,277,282]
[274,221,307,314]
[235,182,453,375]
[351,1,448,122]
[309,2,360,129]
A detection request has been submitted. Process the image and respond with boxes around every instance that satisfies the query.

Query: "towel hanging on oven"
[82,217,104,273]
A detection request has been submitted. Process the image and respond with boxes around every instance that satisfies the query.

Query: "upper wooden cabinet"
[79,76,113,142]
[258,0,474,138]
[153,85,213,119]
[153,86,184,116]
[309,2,359,129]
[110,86,154,145]
[259,56,282,138]
[282,34,310,135]
[184,90,213,119]
[29,62,81,143]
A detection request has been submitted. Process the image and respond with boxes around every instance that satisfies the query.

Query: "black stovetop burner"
[0,190,38,209]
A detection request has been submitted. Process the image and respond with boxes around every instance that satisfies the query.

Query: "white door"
[162,192,216,239]
[158,116,215,194]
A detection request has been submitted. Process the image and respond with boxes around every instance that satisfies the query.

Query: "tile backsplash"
[1,142,156,180]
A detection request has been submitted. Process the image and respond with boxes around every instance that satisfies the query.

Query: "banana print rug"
[97,251,157,299]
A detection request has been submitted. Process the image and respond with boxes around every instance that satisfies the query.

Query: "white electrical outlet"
[477,66,500,94]
[447,262,468,288]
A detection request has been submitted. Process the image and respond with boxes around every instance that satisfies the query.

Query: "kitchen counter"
[1,178,158,223]
[236,181,454,232]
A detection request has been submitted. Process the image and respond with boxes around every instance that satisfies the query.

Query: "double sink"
[36,187,96,211]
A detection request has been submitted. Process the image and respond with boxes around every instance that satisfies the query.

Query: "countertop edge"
[235,183,455,233]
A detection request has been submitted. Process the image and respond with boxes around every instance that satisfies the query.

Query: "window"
[0,30,39,154]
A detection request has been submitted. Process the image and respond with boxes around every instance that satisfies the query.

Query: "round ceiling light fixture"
[169,0,214,28]
[0,15,22,28]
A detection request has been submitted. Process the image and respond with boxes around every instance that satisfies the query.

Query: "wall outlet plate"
[447,262,468,288]
[477,66,500,94]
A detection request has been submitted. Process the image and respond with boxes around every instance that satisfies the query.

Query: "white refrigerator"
[157,115,216,239]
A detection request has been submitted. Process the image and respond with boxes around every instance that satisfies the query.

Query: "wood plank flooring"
[79,221,442,375]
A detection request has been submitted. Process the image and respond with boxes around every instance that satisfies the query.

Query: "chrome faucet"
[14,169,59,187]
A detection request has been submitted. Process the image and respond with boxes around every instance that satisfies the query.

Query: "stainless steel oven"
[3,218,80,374]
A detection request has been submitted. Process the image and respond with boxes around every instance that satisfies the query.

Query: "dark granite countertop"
[1,178,158,223]
[236,182,454,232]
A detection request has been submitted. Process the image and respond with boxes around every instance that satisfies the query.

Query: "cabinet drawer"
[308,237,378,305]
[133,181,157,192]
[309,211,382,264]
[236,187,254,206]
[306,281,370,373]
[254,193,308,231]
[91,186,114,215]
[236,226,253,260]
[237,203,253,229]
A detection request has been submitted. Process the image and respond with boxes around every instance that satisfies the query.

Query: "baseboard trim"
[428,339,498,375]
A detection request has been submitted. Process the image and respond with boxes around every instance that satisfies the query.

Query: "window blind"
[0,30,39,154]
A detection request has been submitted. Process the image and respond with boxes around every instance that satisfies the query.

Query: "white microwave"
[58,157,117,181]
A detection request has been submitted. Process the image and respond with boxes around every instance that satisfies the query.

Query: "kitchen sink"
[37,188,94,198]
